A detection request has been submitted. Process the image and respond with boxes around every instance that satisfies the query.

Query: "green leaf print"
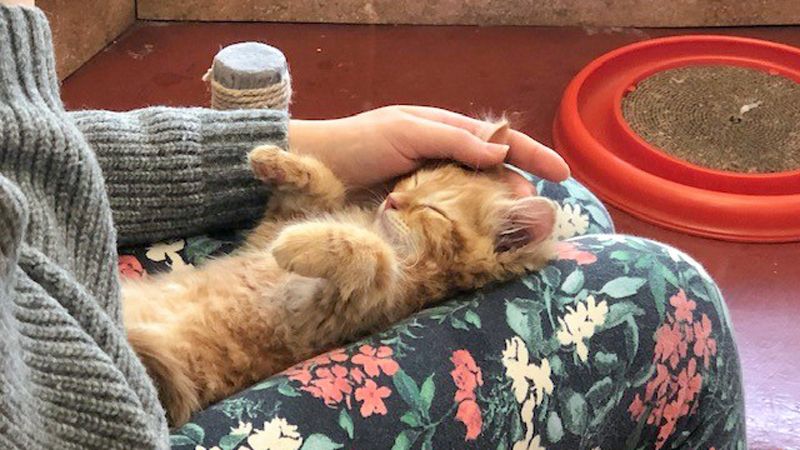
[623,316,640,365]
[400,410,421,427]
[180,423,204,444]
[391,430,419,450]
[219,433,248,450]
[546,411,564,443]
[602,301,645,330]
[421,429,435,450]
[561,392,588,435]
[520,275,541,292]
[600,277,647,298]
[586,377,613,409]
[541,266,562,288]
[593,351,619,375]
[464,310,482,328]
[450,317,470,330]
[549,354,565,377]
[420,374,436,414]
[338,409,354,439]
[584,203,612,230]
[278,382,301,397]
[536,179,546,196]
[629,362,654,388]
[301,433,344,450]
[589,389,625,429]
[633,255,654,270]
[393,369,422,411]
[169,435,196,447]
[648,265,667,321]
[656,262,680,288]
[212,396,274,422]
[505,298,545,353]
[561,269,585,294]
[610,250,633,262]
[183,235,225,264]
[251,377,283,391]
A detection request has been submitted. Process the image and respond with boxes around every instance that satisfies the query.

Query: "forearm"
[70,107,288,245]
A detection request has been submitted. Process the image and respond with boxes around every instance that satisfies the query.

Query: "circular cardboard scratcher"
[553,35,800,242]
[622,65,800,174]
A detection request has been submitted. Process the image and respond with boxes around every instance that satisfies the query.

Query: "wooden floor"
[62,21,800,449]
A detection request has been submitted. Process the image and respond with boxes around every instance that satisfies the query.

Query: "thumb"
[409,118,509,168]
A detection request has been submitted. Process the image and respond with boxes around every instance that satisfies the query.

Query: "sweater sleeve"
[69,104,288,246]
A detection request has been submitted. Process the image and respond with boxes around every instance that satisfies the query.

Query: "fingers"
[406,117,509,168]
[396,105,571,182]
[396,105,493,136]
[505,130,571,182]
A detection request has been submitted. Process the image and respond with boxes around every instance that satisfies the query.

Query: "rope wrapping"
[203,68,292,111]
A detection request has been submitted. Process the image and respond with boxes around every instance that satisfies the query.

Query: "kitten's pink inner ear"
[483,120,511,145]
[496,197,557,252]
[524,197,557,245]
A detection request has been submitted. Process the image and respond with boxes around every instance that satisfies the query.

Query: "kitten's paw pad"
[249,146,311,189]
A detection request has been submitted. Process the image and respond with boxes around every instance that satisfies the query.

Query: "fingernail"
[487,143,510,160]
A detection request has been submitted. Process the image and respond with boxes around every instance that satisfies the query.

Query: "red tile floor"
[62,21,800,449]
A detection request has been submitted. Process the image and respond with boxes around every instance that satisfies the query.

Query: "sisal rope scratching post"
[204,42,291,110]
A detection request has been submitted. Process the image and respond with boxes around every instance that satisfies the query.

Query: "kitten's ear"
[482,119,511,145]
[495,197,556,252]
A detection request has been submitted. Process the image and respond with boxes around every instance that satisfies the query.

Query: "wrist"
[288,118,350,154]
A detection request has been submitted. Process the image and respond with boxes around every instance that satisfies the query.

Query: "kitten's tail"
[127,325,200,426]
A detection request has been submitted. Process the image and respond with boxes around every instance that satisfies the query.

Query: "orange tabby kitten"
[123,145,557,426]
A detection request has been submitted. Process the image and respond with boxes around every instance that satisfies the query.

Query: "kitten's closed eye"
[418,204,450,220]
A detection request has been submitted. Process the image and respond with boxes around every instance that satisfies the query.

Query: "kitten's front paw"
[249,146,311,189]
[271,222,395,294]
[270,224,323,277]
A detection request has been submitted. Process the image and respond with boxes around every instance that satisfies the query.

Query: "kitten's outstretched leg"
[271,221,397,298]
[249,145,346,216]
[248,146,347,245]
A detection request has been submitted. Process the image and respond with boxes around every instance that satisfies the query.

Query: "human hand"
[0,1,35,6]
[288,105,569,194]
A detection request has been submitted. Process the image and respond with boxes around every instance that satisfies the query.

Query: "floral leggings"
[120,176,746,450]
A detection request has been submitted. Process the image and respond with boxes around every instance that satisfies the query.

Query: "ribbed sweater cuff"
[0,6,61,109]
[70,107,288,245]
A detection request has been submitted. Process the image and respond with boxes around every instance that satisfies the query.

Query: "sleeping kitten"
[123,145,558,426]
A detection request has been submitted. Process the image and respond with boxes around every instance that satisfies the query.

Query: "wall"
[137,0,800,27]
[37,0,135,79]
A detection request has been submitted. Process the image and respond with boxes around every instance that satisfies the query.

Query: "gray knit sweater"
[0,7,286,449]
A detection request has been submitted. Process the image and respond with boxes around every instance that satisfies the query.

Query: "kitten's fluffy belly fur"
[123,146,558,426]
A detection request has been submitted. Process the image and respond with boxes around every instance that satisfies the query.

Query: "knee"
[560,234,734,338]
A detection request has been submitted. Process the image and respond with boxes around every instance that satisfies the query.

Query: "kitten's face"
[377,164,556,276]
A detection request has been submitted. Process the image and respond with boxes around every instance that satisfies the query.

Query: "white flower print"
[512,396,546,450]
[230,421,253,436]
[246,417,303,450]
[513,433,546,450]
[502,336,533,403]
[595,234,627,244]
[145,239,187,269]
[556,295,608,361]
[502,336,554,450]
[502,336,554,405]
[554,203,590,240]
[194,446,220,450]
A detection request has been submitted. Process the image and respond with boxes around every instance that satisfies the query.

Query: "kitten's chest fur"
[122,211,425,411]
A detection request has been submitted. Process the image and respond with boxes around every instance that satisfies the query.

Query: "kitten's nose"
[385,193,399,210]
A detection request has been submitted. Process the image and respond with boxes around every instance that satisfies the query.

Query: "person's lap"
[119,177,745,450]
